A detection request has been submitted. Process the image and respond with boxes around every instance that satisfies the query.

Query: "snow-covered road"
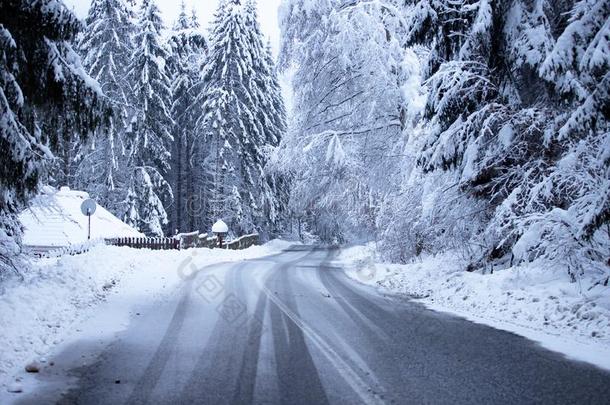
[11,247,610,404]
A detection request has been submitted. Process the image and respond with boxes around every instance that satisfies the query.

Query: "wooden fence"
[226,234,260,250]
[26,233,260,259]
[106,237,180,250]
[105,233,259,251]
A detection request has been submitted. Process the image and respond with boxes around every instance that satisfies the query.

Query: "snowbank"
[340,244,610,370]
[0,240,293,389]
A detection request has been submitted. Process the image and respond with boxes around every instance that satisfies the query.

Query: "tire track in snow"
[124,279,194,405]
[229,291,268,404]
[267,264,330,405]
[315,257,393,344]
[176,263,251,403]
[261,277,386,405]
[124,261,248,404]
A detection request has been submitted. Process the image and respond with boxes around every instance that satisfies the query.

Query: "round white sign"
[80,199,97,216]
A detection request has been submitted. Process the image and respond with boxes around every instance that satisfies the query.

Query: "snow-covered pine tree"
[191,5,200,28]
[126,0,173,236]
[196,0,284,236]
[263,41,286,146]
[399,0,609,280]
[48,131,81,189]
[242,0,288,236]
[173,0,189,29]
[76,0,135,218]
[498,0,610,280]
[261,41,289,234]
[0,0,107,275]
[398,1,549,265]
[167,1,207,233]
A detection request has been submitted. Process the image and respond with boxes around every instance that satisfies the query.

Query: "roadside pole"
[80,199,97,242]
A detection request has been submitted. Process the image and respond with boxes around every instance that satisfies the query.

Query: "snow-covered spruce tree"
[401,0,609,281]
[125,0,173,236]
[496,0,610,282]
[48,131,81,188]
[263,42,286,146]
[275,0,411,242]
[243,0,288,236]
[0,0,107,275]
[196,0,285,237]
[75,0,135,218]
[262,41,290,235]
[398,0,549,266]
[167,1,207,233]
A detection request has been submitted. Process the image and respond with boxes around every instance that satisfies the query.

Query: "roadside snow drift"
[0,240,293,389]
[341,244,610,370]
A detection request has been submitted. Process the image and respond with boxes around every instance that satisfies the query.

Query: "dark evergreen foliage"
[124,0,173,236]
[75,0,135,217]
[167,1,208,234]
[0,0,108,275]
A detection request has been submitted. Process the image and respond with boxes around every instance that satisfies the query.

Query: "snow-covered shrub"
[377,179,426,263]
[0,214,23,280]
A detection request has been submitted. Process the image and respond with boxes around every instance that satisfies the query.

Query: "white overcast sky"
[64,0,282,54]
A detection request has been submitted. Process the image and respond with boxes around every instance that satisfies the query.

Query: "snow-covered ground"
[340,244,610,371]
[19,186,143,248]
[0,240,293,390]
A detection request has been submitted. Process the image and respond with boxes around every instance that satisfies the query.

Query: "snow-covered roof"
[212,220,228,234]
[19,186,144,247]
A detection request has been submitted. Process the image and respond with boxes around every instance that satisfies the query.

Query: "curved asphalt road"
[17,247,610,404]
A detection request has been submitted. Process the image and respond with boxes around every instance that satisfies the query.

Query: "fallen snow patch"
[340,244,610,370]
